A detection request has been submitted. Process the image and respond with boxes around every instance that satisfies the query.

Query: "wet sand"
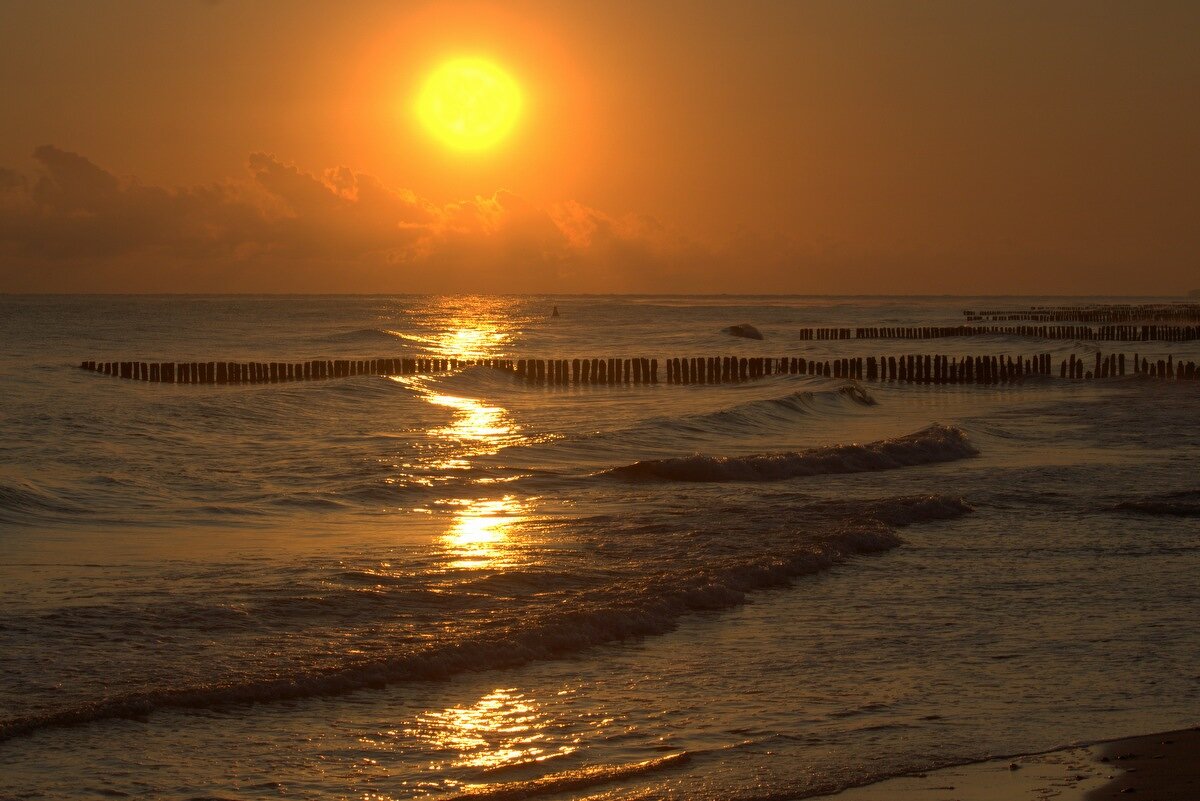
[1086,727,1200,800]
[823,727,1200,801]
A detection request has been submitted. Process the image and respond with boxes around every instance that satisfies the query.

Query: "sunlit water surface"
[0,295,1197,800]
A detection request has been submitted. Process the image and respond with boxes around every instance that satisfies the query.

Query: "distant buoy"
[552,305,560,318]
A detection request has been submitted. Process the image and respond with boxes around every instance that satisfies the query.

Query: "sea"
[1,295,1197,800]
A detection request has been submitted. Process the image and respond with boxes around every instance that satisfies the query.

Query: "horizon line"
[2,292,1197,299]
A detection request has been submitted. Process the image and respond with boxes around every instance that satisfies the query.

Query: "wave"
[1112,489,1200,517]
[435,752,691,800]
[839,384,877,405]
[316,327,408,344]
[663,386,879,435]
[0,495,971,743]
[808,493,977,527]
[0,478,86,525]
[599,424,977,483]
[497,385,882,470]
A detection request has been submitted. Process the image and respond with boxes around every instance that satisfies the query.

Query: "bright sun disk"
[416,57,522,152]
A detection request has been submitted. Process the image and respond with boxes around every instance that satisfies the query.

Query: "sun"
[416,57,522,153]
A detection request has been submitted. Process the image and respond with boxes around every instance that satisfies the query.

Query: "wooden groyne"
[79,352,1198,386]
[801,325,1199,341]
[663,354,1054,384]
[77,357,512,384]
[962,304,1200,324]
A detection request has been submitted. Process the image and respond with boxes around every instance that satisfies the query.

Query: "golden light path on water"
[369,302,568,785]
[440,495,530,570]
[386,297,538,571]
[407,688,578,775]
[388,295,522,359]
[387,295,527,470]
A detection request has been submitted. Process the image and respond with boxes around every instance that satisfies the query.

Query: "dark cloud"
[0,147,703,292]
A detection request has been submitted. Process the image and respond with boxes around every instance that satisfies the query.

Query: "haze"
[1,0,1197,294]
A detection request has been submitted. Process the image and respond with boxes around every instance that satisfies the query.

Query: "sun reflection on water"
[426,392,523,458]
[387,298,528,469]
[428,296,514,359]
[441,496,529,570]
[407,687,577,774]
[383,380,528,478]
[390,295,521,359]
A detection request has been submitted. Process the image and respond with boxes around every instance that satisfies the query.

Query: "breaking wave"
[657,386,879,436]
[0,495,972,743]
[1112,489,1200,517]
[600,424,977,483]
[434,752,691,800]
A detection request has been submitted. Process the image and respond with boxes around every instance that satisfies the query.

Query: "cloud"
[0,146,706,292]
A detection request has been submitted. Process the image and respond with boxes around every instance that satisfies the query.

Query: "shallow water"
[0,295,1197,800]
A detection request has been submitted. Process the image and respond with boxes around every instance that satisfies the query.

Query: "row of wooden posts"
[663,354,1055,383]
[79,352,1200,386]
[78,357,511,384]
[963,304,1200,324]
[801,325,1199,341]
[1062,352,1198,380]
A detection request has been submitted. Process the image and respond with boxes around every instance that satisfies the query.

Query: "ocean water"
[0,294,1197,800]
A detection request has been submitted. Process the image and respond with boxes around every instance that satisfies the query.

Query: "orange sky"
[1,0,1197,294]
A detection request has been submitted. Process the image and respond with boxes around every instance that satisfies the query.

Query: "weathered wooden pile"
[79,351,1199,386]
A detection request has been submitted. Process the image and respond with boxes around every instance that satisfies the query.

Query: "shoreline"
[815,726,1200,801]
